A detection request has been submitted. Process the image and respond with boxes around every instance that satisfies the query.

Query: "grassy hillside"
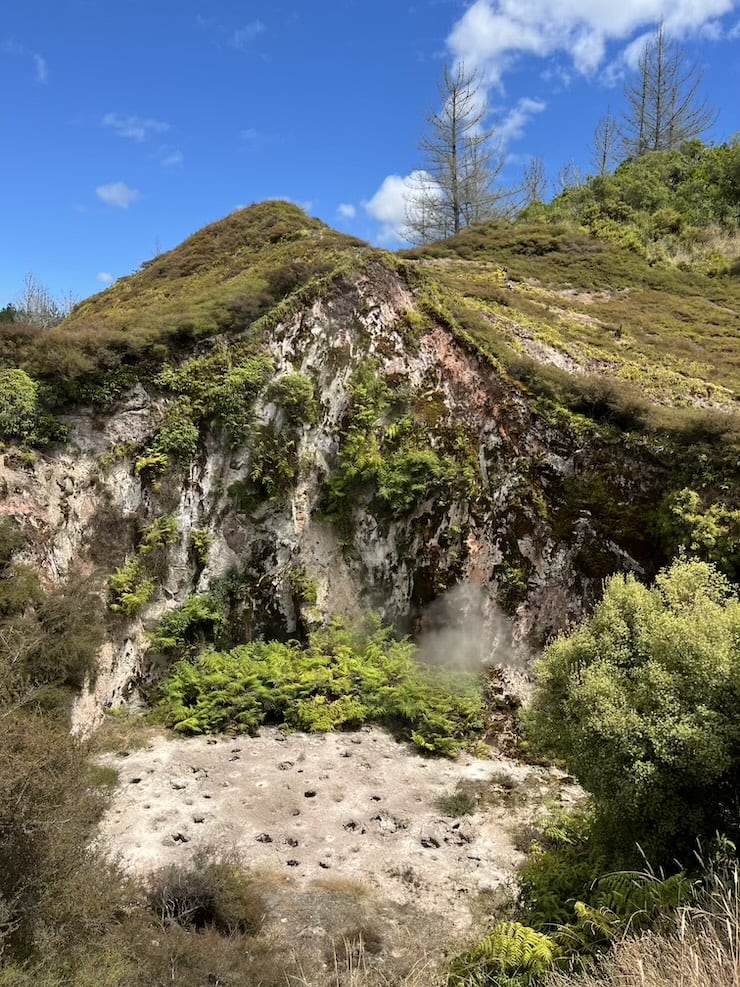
[0,201,367,398]
[402,222,740,414]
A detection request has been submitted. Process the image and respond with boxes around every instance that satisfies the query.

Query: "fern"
[449,922,560,986]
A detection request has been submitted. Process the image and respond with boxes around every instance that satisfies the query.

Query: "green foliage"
[517,811,610,930]
[523,559,740,862]
[267,372,319,425]
[327,362,480,525]
[657,488,740,578]
[248,423,298,498]
[190,528,213,566]
[108,515,179,614]
[108,558,156,615]
[150,594,225,657]
[0,369,40,443]
[161,616,484,754]
[522,140,740,269]
[437,790,477,817]
[288,566,318,606]
[157,345,273,442]
[0,369,62,446]
[455,807,697,986]
[138,515,178,555]
[151,399,201,463]
[496,563,529,613]
[449,922,561,986]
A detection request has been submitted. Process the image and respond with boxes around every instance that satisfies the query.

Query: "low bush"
[437,790,477,817]
[150,593,225,657]
[146,850,265,935]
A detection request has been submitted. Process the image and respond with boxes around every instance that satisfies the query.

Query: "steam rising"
[415,583,516,672]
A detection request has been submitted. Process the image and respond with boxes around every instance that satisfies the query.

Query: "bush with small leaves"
[523,558,740,863]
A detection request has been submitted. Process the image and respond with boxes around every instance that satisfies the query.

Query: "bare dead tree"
[622,23,716,157]
[592,110,620,175]
[521,156,548,206]
[14,274,75,329]
[553,159,584,196]
[404,63,509,244]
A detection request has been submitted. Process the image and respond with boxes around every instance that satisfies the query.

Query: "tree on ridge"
[404,63,508,244]
[622,23,716,157]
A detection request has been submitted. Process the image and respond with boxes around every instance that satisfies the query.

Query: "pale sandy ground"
[97,726,581,975]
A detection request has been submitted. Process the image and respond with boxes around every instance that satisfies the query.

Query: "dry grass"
[290,939,444,987]
[547,867,740,987]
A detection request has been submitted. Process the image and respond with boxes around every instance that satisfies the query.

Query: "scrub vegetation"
[0,150,739,985]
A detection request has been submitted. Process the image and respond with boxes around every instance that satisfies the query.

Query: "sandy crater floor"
[98,725,579,937]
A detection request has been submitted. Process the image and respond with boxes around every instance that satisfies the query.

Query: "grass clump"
[146,850,265,935]
[161,616,484,755]
[436,790,477,817]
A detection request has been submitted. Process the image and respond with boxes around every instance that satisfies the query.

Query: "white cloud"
[497,96,547,144]
[730,17,740,35]
[96,272,114,284]
[161,150,184,167]
[96,182,140,209]
[240,127,259,140]
[230,20,265,48]
[33,54,47,83]
[364,172,431,244]
[337,203,357,219]
[102,113,169,141]
[448,0,738,83]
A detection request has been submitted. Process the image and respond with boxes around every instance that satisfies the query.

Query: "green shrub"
[523,558,740,862]
[150,594,225,657]
[267,373,319,425]
[657,488,740,578]
[161,616,484,755]
[109,558,156,615]
[0,369,51,445]
[151,399,201,463]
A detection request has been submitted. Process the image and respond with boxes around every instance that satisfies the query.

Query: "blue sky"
[2,0,739,306]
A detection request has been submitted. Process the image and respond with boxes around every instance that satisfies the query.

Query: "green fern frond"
[449,922,560,986]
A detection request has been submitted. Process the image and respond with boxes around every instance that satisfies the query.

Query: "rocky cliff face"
[0,253,668,734]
